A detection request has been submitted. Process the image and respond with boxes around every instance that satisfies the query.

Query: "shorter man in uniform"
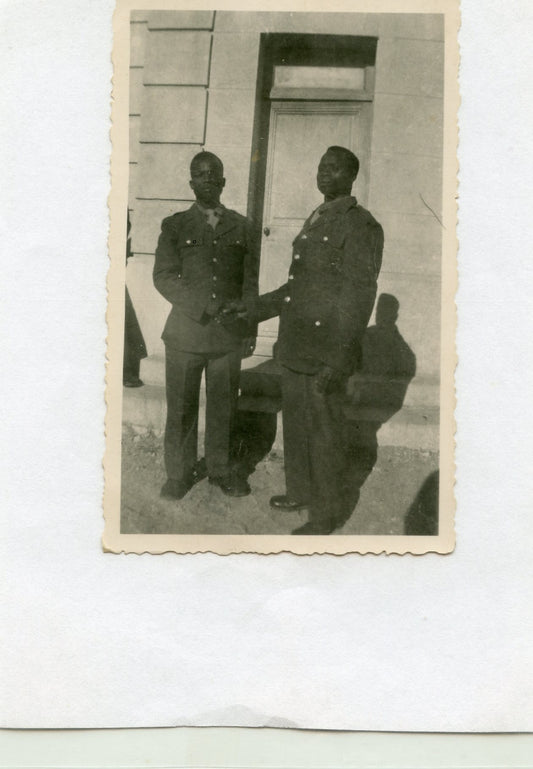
[223,146,384,534]
[153,152,258,500]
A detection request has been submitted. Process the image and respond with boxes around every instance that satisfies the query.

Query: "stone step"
[140,353,439,407]
[122,381,439,452]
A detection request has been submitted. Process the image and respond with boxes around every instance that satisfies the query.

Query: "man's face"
[189,157,225,207]
[316,151,355,201]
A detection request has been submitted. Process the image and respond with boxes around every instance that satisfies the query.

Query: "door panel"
[256,100,372,354]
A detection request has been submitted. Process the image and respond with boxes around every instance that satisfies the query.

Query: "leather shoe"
[292,520,338,535]
[269,495,308,512]
[123,376,144,388]
[160,478,192,500]
[190,458,207,485]
[209,474,251,497]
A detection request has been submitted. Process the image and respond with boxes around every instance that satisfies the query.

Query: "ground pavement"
[120,426,439,536]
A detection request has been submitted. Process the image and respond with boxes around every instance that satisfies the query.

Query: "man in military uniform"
[153,151,258,500]
[223,146,383,534]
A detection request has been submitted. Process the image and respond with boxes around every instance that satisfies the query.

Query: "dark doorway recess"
[246,33,379,235]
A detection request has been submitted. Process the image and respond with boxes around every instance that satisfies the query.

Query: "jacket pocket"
[178,233,204,251]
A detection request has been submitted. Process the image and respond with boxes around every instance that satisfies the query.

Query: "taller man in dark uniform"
[225,146,384,534]
[153,152,258,500]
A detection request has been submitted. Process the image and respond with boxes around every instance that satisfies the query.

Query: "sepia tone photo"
[104,1,458,554]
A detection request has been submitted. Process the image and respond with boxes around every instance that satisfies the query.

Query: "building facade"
[125,10,444,450]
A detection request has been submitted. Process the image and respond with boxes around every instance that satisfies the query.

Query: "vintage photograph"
[104,3,457,554]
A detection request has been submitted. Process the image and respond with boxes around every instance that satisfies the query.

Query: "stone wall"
[126,11,444,441]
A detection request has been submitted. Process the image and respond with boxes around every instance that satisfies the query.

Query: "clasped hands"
[215,302,342,389]
[214,299,249,325]
[214,300,255,359]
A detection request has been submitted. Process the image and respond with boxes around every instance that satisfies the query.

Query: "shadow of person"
[340,293,416,525]
[231,358,282,479]
[404,470,439,535]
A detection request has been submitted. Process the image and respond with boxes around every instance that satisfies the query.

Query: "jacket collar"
[304,195,358,231]
[213,205,239,237]
[183,202,238,237]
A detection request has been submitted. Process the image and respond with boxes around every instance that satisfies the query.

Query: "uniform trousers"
[164,346,241,482]
[281,365,349,526]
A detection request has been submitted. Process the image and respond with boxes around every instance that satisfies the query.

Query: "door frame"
[246,32,378,240]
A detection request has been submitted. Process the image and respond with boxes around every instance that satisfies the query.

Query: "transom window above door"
[271,65,373,101]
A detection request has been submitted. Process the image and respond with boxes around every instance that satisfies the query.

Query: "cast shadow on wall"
[341,293,417,525]
[233,293,423,529]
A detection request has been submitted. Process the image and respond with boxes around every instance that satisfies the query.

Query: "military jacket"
[153,204,259,353]
[255,196,384,375]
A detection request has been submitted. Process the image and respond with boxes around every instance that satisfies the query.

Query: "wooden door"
[256,100,373,356]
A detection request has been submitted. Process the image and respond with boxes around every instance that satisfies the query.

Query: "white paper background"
[1,0,532,731]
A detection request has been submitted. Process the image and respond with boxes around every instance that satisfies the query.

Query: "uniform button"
[212,276,217,281]
[213,257,217,263]
[315,320,321,326]
[212,293,217,299]
[301,234,307,240]
[213,239,217,245]
[294,254,300,260]
[284,296,291,303]
[323,236,328,242]
[177,274,182,279]
[288,275,294,280]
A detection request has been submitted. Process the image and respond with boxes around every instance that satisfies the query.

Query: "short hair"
[326,146,359,180]
[190,151,224,176]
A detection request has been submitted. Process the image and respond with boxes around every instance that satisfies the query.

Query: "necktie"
[200,206,223,230]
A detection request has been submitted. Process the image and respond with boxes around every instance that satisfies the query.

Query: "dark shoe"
[123,376,144,388]
[209,474,251,497]
[160,478,192,500]
[191,458,207,485]
[292,520,337,535]
[269,495,308,512]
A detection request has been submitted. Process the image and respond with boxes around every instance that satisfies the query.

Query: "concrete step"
[141,353,439,407]
[123,379,439,452]
[140,352,269,386]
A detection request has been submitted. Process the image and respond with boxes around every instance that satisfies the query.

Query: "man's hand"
[314,365,345,395]
[241,337,256,359]
[215,300,248,325]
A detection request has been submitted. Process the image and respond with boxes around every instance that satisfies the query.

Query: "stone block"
[130,21,148,67]
[372,212,442,276]
[203,143,253,214]
[375,38,444,98]
[205,89,256,147]
[129,115,140,162]
[378,13,444,41]
[146,11,214,30]
[210,33,260,90]
[374,271,441,377]
[130,10,148,23]
[130,199,193,254]
[368,152,442,219]
[214,11,379,37]
[126,254,169,356]
[128,163,138,207]
[129,67,143,115]
[371,93,443,158]
[122,382,167,435]
[144,31,211,85]
[140,86,207,143]
[137,144,199,200]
